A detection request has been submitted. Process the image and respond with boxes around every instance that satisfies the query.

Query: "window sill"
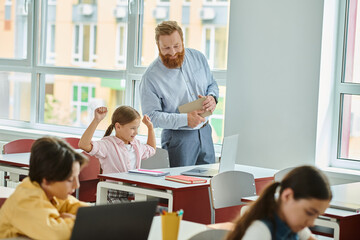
[320,166,360,183]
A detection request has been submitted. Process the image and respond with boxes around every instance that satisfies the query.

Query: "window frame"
[0,0,228,142]
[329,0,360,170]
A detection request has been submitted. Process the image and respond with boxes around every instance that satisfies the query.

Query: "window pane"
[81,86,89,102]
[343,0,360,83]
[43,74,126,128]
[140,0,229,70]
[339,94,360,160]
[0,0,28,59]
[0,71,31,121]
[210,85,226,144]
[82,25,91,62]
[116,23,127,67]
[214,27,227,69]
[205,28,211,60]
[43,1,128,70]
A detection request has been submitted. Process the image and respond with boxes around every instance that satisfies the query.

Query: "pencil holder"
[161,212,182,240]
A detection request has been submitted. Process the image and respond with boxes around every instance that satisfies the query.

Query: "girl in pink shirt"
[78,106,156,203]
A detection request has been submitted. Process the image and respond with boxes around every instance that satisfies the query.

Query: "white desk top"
[148,216,207,240]
[331,182,360,204]
[0,149,83,168]
[0,186,15,198]
[99,165,210,190]
[329,182,360,213]
[99,164,277,190]
[1,216,208,240]
[0,152,31,167]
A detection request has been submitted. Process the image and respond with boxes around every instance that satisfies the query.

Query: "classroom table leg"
[96,181,109,205]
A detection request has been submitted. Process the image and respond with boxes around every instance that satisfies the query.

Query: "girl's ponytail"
[226,181,280,240]
[104,124,114,137]
[226,165,332,240]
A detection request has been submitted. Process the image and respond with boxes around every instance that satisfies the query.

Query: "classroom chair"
[139,148,169,205]
[77,152,101,202]
[63,137,81,149]
[2,139,35,154]
[274,167,295,182]
[210,170,256,224]
[188,229,229,240]
[64,137,101,202]
[0,198,6,208]
[2,139,36,187]
[140,148,169,169]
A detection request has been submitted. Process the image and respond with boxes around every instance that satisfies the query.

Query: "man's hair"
[29,137,88,184]
[155,21,184,45]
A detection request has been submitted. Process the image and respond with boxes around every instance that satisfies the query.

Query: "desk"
[2,216,208,240]
[330,182,360,212]
[0,151,83,198]
[242,182,360,240]
[0,186,15,206]
[96,164,277,224]
[0,153,30,185]
[321,182,360,240]
[148,216,207,240]
[0,186,15,198]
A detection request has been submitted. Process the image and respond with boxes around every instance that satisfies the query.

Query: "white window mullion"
[210,26,215,69]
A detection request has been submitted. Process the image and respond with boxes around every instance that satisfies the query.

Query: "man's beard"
[159,48,185,69]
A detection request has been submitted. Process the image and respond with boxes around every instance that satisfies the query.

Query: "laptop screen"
[218,134,239,173]
[180,134,239,178]
[70,200,158,240]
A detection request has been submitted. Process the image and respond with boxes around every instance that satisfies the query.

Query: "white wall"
[225,0,325,170]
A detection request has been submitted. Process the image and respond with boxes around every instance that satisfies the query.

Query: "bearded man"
[139,21,219,167]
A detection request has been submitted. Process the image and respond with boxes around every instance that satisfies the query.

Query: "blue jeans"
[161,124,215,167]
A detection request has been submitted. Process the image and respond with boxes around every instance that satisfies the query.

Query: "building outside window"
[115,23,127,68]
[73,24,97,66]
[0,0,229,145]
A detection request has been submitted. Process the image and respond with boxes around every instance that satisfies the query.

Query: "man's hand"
[199,95,216,113]
[187,110,205,128]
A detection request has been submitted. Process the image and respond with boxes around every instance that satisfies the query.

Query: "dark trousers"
[161,124,215,167]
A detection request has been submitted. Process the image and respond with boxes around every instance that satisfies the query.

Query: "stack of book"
[165,175,207,184]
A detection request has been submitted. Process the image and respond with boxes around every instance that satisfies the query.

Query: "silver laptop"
[181,134,239,178]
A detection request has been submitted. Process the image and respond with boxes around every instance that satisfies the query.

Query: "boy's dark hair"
[29,137,88,184]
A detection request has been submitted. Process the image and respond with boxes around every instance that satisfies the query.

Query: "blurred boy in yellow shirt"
[0,137,89,240]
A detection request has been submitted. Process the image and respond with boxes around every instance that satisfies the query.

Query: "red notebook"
[165,175,207,184]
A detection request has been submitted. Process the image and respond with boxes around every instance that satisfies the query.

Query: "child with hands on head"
[226,165,332,240]
[78,106,156,203]
[0,137,89,240]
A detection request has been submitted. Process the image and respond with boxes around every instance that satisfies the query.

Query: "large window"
[327,0,360,169]
[0,0,28,59]
[0,0,229,145]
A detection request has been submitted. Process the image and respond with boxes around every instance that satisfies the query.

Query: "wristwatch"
[209,94,218,104]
